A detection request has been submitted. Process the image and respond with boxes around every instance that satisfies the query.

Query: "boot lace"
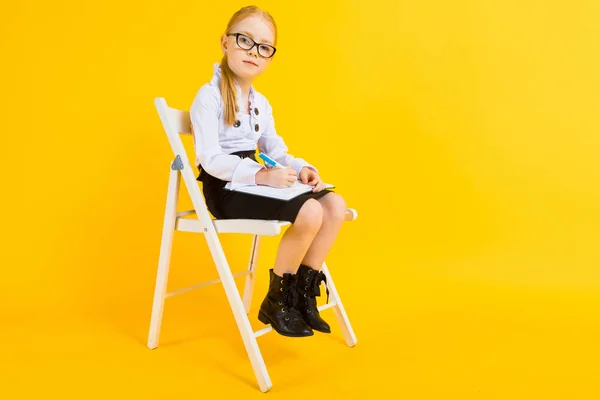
[278,274,303,318]
[303,270,330,309]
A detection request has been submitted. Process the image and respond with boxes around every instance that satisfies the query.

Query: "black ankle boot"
[258,269,313,337]
[296,264,331,333]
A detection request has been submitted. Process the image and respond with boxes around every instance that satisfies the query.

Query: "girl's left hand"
[299,167,326,192]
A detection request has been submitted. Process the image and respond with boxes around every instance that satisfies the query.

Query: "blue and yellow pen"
[258,152,284,169]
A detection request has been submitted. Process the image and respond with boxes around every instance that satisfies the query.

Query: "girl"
[190,5,348,338]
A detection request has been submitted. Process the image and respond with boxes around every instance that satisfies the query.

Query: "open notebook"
[224,180,335,201]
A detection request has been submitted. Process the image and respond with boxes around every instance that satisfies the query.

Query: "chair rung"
[253,326,273,338]
[317,302,337,312]
[176,209,196,218]
[166,270,250,298]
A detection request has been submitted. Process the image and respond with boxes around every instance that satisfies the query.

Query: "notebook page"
[224,180,334,201]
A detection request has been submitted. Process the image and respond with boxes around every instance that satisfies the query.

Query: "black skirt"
[197,150,333,223]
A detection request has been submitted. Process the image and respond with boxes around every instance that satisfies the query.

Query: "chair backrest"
[154,97,214,232]
[164,106,192,136]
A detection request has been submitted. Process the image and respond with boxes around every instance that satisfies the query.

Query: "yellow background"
[2,0,599,398]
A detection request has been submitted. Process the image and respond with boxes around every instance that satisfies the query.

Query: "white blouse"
[190,62,317,190]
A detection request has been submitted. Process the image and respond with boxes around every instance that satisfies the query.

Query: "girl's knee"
[324,193,347,221]
[294,199,323,231]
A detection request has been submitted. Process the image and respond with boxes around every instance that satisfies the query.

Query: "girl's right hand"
[256,167,297,188]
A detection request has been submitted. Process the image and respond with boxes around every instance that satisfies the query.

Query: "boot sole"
[258,311,314,337]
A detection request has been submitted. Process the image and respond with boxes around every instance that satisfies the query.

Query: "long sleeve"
[190,86,264,189]
[257,98,317,176]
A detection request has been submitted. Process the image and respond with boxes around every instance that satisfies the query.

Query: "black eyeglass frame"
[226,32,277,58]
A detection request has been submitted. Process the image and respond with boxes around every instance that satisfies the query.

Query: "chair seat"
[213,219,291,236]
[175,206,357,237]
[175,210,291,236]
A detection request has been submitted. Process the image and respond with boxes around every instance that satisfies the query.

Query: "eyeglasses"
[226,32,277,59]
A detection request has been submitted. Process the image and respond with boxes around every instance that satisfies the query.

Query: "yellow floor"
[4,259,600,399]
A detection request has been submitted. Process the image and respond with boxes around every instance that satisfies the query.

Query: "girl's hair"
[220,6,278,126]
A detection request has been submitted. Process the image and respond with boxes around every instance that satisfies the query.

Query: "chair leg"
[204,231,272,392]
[243,235,260,314]
[321,261,358,347]
[148,168,180,349]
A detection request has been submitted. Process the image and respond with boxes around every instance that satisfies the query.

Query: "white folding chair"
[148,97,358,392]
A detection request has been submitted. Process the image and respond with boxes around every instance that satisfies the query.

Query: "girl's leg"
[300,192,347,269]
[293,193,346,333]
[272,199,323,276]
[260,199,323,337]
